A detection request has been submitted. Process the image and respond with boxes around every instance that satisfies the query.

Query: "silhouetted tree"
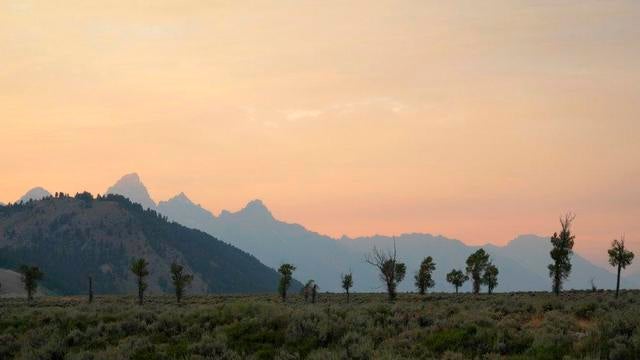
[608,235,634,298]
[278,264,296,302]
[414,256,436,295]
[130,258,149,305]
[170,261,194,304]
[548,213,575,295]
[365,238,406,301]
[446,269,468,294]
[466,249,490,294]
[341,272,353,303]
[88,276,93,304]
[18,265,44,302]
[482,263,499,294]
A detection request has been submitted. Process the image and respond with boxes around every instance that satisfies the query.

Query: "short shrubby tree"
[170,261,194,304]
[608,236,634,298]
[414,256,436,295]
[466,249,491,294]
[130,258,150,305]
[549,213,575,295]
[18,265,44,302]
[446,269,468,294]
[482,263,499,294]
[341,272,353,303]
[278,263,296,302]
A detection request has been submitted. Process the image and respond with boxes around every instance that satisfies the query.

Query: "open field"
[1,291,640,359]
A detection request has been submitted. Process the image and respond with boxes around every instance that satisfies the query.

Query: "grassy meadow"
[2,291,640,359]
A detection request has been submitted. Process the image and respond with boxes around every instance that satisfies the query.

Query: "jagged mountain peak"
[239,199,273,218]
[106,173,156,210]
[18,187,51,203]
[166,192,193,204]
[115,172,142,185]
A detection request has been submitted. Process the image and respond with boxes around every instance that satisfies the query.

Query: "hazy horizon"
[2,0,639,268]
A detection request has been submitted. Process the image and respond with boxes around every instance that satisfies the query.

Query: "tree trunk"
[387,282,396,301]
[455,285,459,294]
[137,278,143,305]
[616,265,621,298]
[473,275,480,294]
[346,289,350,303]
[88,276,93,304]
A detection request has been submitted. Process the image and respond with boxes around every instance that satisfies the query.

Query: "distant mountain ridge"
[102,173,636,293]
[0,193,296,295]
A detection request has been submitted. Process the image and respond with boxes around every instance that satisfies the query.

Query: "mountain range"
[94,173,636,293]
[0,192,296,295]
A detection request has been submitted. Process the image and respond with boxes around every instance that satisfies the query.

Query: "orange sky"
[1,0,639,268]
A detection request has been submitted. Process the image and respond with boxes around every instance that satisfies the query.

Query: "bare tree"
[365,238,406,301]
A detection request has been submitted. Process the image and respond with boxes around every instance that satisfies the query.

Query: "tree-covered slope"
[0,194,292,295]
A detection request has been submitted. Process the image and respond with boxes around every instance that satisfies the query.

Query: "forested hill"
[0,193,295,295]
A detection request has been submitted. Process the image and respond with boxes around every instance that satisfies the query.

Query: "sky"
[1,0,639,268]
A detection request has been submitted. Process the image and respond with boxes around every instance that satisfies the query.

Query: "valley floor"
[1,291,639,359]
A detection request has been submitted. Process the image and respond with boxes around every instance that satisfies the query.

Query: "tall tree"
[18,265,44,302]
[341,272,353,303]
[414,256,436,295]
[608,236,634,298]
[170,261,194,304]
[130,258,150,305]
[365,238,406,301]
[446,269,468,294]
[482,263,499,294]
[466,249,490,294]
[278,264,296,302]
[548,213,575,295]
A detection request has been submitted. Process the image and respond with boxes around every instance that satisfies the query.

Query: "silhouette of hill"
[108,174,637,293]
[0,268,50,298]
[0,194,295,295]
[159,196,358,291]
[18,187,51,203]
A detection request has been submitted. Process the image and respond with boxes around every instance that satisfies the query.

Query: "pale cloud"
[280,97,407,125]
[331,97,408,115]
[283,109,323,121]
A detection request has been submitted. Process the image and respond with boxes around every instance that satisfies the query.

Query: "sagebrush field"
[2,291,640,359]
